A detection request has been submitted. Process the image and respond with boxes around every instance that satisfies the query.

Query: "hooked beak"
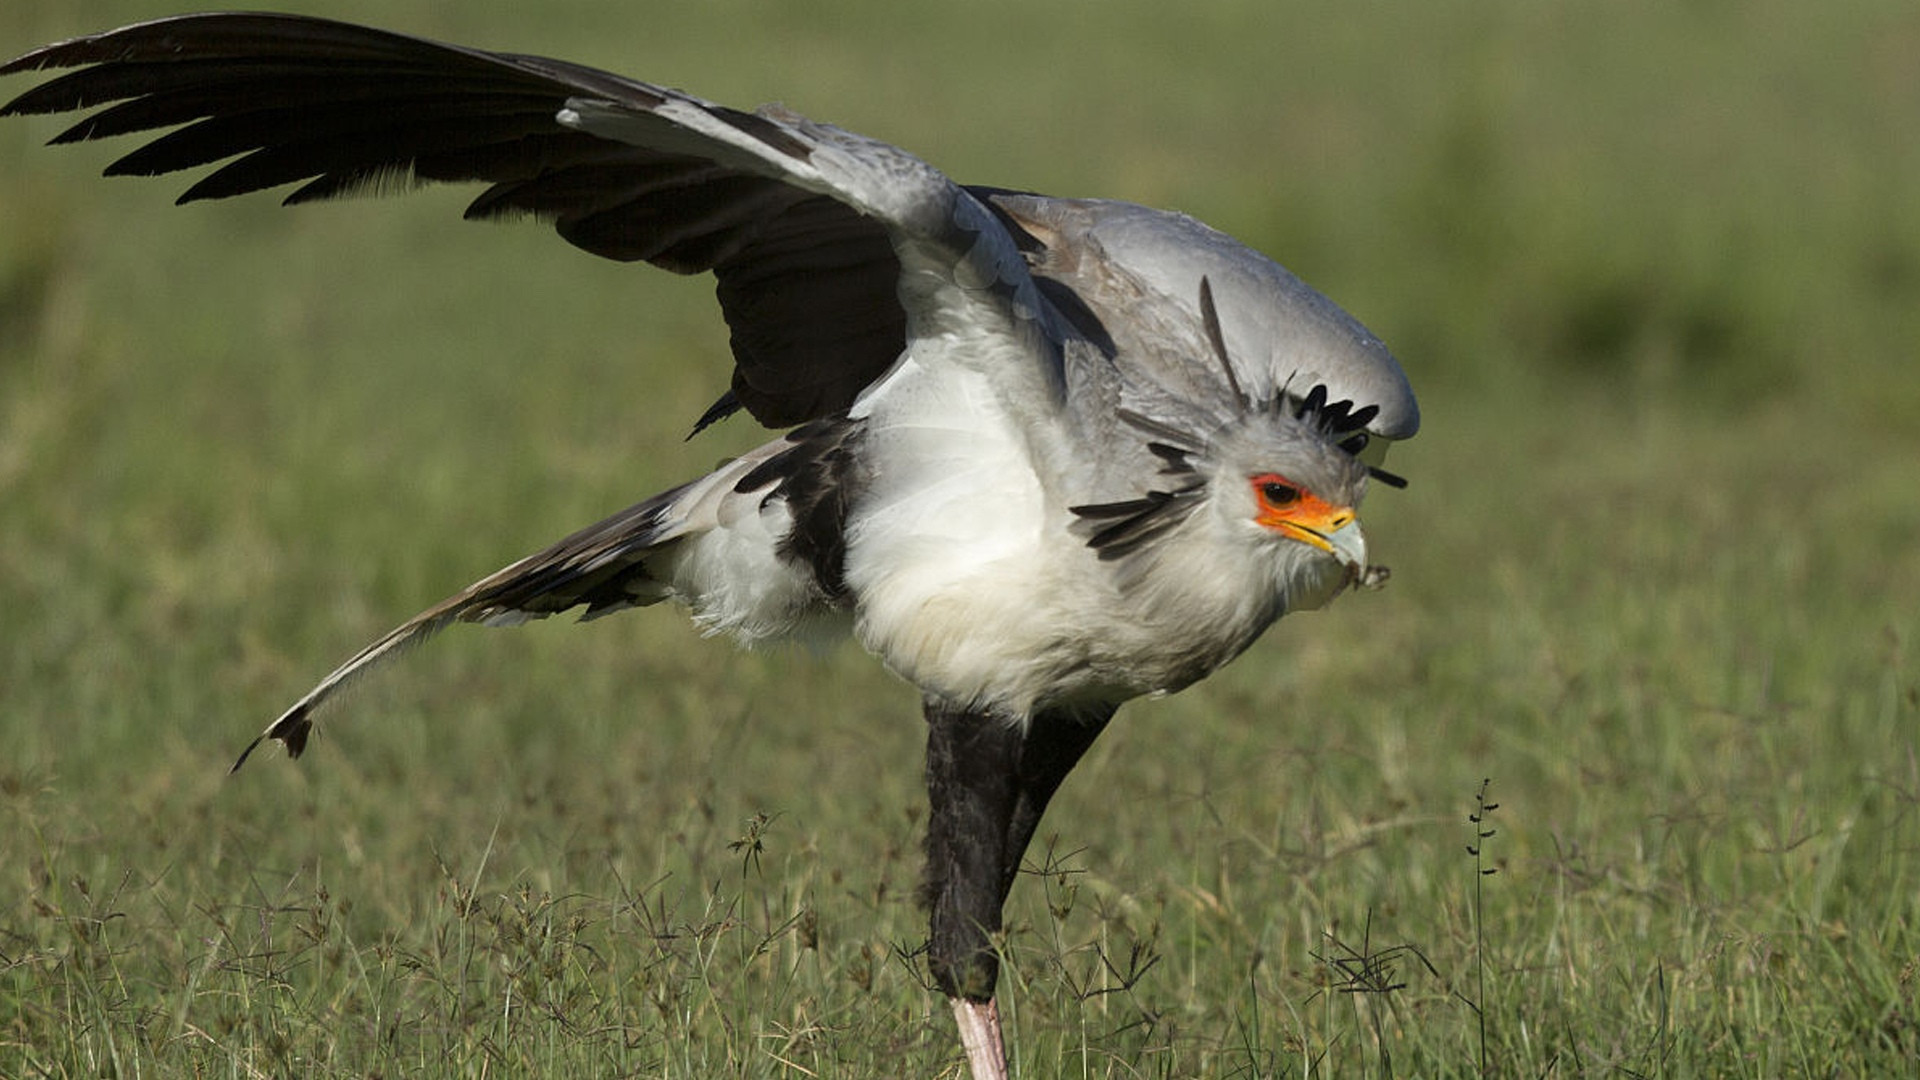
[1259,497,1367,571]
[1296,516,1367,572]
[1291,517,1382,592]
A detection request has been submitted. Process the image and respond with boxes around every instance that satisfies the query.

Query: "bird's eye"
[1252,476,1300,507]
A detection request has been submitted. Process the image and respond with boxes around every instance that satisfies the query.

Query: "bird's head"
[1070,278,1402,609]
[1205,408,1371,581]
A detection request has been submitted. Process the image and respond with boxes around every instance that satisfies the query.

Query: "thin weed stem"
[1466,778,1500,1076]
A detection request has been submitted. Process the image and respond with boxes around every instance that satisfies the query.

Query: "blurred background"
[2,0,1915,1074]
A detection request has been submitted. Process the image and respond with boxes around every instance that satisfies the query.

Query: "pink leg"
[951,996,1008,1080]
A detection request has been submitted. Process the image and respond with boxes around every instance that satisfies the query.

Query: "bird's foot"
[951,996,1008,1080]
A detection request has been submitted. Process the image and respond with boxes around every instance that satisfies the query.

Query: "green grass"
[3,0,1917,1075]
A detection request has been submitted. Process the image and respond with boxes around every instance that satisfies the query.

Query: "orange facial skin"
[1248,473,1355,553]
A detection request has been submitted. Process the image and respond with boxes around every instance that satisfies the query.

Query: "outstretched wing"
[0,12,1055,427]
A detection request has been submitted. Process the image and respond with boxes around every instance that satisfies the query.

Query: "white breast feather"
[844,336,1067,709]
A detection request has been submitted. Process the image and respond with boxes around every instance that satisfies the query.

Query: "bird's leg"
[922,699,1023,1004]
[1001,705,1113,900]
[921,699,1115,1080]
[951,997,1008,1080]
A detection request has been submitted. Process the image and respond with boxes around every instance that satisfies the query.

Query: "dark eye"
[1260,481,1299,506]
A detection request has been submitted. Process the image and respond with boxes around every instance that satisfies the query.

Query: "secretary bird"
[3,15,1419,1078]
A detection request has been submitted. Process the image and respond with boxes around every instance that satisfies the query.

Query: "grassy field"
[3,0,1916,1075]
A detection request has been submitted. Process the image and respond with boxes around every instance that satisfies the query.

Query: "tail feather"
[230,607,463,772]
[230,482,693,772]
[230,427,842,772]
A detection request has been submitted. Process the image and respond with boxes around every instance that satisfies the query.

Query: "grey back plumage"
[986,194,1418,443]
